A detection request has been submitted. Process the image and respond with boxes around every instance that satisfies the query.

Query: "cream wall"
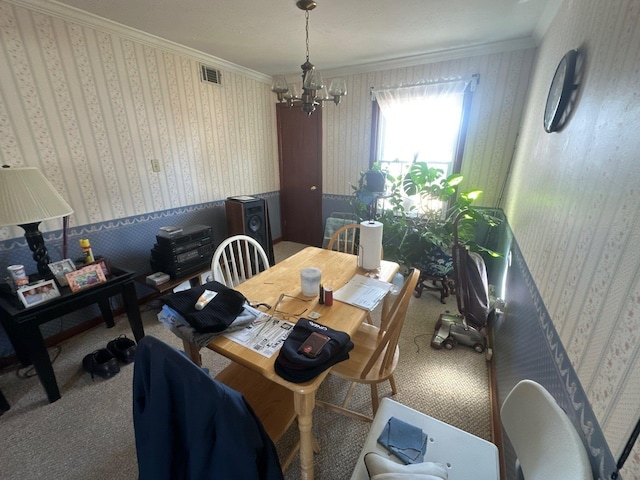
[321,48,536,210]
[503,0,640,476]
[0,0,535,239]
[0,0,279,240]
[4,0,636,474]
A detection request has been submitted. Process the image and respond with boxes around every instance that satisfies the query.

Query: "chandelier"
[271,0,347,115]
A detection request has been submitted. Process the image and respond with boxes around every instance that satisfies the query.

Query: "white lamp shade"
[303,69,325,90]
[329,78,347,96]
[271,75,289,94]
[0,167,74,227]
[285,83,301,100]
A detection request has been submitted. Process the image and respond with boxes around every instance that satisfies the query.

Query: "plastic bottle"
[79,238,95,263]
[390,272,404,295]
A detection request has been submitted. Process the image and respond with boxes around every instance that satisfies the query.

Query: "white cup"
[300,267,321,297]
[7,264,28,287]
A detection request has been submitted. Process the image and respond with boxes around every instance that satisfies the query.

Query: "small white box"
[146,272,170,286]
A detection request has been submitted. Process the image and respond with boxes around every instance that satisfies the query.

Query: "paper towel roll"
[360,220,383,270]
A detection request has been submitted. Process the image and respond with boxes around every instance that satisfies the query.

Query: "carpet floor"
[0,242,491,479]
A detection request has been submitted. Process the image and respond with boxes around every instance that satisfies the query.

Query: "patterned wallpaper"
[321,48,536,210]
[3,0,636,475]
[503,0,640,477]
[0,0,280,241]
[0,0,534,238]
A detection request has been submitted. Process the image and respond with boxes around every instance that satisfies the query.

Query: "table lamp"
[0,166,74,277]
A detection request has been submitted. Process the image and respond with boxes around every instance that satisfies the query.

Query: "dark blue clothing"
[133,336,284,480]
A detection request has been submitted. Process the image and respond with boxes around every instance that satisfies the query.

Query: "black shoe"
[106,335,137,364]
[82,349,120,379]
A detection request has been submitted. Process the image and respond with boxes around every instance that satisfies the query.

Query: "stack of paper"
[333,274,392,311]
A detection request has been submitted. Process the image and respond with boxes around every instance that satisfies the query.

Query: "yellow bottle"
[79,238,95,263]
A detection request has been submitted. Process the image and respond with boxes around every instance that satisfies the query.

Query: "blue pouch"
[377,416,428,464]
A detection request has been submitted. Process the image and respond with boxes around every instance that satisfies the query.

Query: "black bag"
[162,281,247,333]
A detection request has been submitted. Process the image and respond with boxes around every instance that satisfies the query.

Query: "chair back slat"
[327,224,360,255]
[360,269,420,379]
[211,235,270,287]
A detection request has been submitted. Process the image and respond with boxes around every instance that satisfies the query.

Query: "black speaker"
[225,196,275,265]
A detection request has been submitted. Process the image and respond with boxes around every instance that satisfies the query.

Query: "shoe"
[82,349,120,379]
[106,335,137,364]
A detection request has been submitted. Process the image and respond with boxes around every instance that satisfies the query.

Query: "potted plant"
[351,160,500,269]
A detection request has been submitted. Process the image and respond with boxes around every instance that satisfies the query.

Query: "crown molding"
[6,0,272,84]
[316,37,538,80]
[7,0,543,85]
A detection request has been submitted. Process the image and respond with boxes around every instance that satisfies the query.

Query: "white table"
[350,398,499,480]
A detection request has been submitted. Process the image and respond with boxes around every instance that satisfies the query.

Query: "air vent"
[200,65,222,85]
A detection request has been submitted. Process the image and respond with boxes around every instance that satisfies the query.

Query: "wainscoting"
[0,193,281,358]
[493,222,617,479]
[0,195,621,480]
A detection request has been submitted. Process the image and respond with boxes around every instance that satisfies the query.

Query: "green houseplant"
[352,161,500,268]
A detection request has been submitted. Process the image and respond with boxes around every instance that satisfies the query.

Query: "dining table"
[183,246,399,480]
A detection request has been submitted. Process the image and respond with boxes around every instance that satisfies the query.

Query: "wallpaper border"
[496,231,617,480]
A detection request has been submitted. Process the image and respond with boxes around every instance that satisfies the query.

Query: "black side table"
[0,266,144,403]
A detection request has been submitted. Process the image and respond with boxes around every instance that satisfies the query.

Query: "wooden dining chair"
[216,362,320,472]
[211,234,270,287]
[326,223,360,254]
[326,223,381,324]
[317,268,421,422]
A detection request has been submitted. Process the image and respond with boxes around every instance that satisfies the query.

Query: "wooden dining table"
[190,246,398,480]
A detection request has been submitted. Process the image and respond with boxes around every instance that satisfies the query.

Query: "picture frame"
[86,258,110,277]
[65,264,107,292]
[17,279,61,308]
[48,258,76,287]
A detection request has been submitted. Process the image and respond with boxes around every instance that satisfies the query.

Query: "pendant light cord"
[305,10,310,62]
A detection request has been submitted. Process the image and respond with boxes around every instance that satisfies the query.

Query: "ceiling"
[46,0,563,77]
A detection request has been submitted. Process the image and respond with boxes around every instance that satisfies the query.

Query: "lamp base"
[19,222,51,277]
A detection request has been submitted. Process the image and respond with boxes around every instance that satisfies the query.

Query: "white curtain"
[372,79,468,111]
[371,79,471,216]
[371,79,469,167]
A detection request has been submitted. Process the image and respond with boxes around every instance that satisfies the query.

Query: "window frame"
[369,80,475,178]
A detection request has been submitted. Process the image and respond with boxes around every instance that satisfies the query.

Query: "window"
[371,77,476,214]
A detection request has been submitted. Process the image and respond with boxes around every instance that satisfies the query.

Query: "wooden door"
[276,103,323,246]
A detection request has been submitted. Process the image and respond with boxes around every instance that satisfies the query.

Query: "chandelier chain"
[305,10,310,62]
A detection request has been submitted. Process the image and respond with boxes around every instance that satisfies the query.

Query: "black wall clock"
[544,49,579,133]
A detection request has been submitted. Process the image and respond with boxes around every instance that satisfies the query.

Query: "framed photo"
[86,258,110,277]
[65,264,107,292]
[17,280,61,308]
[48,259,76,287]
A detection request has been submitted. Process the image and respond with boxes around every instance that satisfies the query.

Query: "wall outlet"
[150,159,161,172]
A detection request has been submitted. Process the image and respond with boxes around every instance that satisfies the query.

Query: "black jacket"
[133,336,284,480]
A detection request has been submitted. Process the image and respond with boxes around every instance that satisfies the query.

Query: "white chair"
[211,235,270,287]
[501,379,592,480]
[350,398,499,480]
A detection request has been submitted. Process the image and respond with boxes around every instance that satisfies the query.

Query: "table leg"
[22,322,60,403]
[182,339,202,366]
[294,391,316,480]
[122,281,145,342]
[381,294,392,323]
[98,299,115,328]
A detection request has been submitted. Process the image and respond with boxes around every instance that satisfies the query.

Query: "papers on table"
[224,313,294,357]
[333,274,392,311]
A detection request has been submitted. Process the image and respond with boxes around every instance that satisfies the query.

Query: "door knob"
[310,185,317,191]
